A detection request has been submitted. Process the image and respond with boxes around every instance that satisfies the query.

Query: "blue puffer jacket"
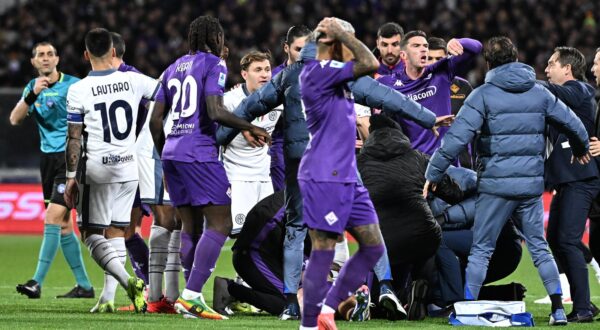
[429,167,477,230]
[216,42,437,160]
[426,62,589,197]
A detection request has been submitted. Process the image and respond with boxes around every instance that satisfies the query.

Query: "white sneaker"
[534,295,572,304]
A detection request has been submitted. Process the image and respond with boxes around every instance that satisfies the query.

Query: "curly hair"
[188,15,224,56]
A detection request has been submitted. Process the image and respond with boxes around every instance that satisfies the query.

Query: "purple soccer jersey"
[117,62,149,137]
[272,62,287,76]
[156,52,227,162]
[269,61,286,191]
[377,38,482,155]
[298,59,357,183]
[376,59,404,77]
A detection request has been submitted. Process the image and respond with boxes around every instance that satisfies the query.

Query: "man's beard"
[383,55,399,66]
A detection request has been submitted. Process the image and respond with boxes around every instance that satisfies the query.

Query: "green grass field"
[1,235,599,329]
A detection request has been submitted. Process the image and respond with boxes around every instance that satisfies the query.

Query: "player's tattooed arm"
[337,32,378,78]
[66,123,82,173]
[64,122,82,209]
[206,95,271,146]
[317,18,378,78]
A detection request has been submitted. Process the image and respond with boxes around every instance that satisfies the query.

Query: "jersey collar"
[88,69,117,76]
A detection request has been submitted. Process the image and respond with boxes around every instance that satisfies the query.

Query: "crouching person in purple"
[298,17,385,330]
[150,16,271,320]
[213,191,287,316]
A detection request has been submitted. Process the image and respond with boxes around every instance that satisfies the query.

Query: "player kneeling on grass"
[64,28,161,313]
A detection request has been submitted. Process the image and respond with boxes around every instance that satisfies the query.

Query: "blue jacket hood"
[485,62,535,93]
[300,41,317,61]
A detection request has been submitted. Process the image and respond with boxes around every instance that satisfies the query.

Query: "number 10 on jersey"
[94,100,133,143]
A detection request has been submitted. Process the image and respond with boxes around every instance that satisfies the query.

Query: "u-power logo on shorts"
[407,86,437,102]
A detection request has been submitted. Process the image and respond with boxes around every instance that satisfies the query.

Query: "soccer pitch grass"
[1,235,599,329]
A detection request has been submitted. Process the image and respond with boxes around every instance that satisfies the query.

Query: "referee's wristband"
[24,91,39,106]
[66,171,77,179]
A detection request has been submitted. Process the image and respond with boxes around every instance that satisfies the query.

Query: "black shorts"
[40,151,67,208]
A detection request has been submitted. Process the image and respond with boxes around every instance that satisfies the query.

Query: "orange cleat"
[148,297,177,314]
[317,312,337,330]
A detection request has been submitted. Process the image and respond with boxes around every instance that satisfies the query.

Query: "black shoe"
[16,279,41,299]
[279,301,300,320]
[567,310,594,323]
[212,276,234,316]
[56,285,95,298]
[591,302,599,317]
[406,279,428,321]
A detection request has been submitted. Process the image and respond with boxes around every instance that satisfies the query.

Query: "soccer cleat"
[317,312,338,330]
[212,276,235,315]
[549,308,568,326]
[56,285,95,298]
[229,301,260,313]
[16,279,41,299]
[148,296,177,314]
[117,304,135,312]
[379,287,407,320]
[118,286,148,311]
[279,301,300,320]
[125,277,147,313]
[90,300,115,313]
[174,293,228,320]
[406,279,428,321]
[350,285,371,322]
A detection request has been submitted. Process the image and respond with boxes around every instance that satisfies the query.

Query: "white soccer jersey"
[67,69,160,184]
[222,85,281,181]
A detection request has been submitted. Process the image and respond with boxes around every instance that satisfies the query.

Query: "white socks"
[98,237,126,303]
[148,225,171,302]
[165,229,181,302]
[85,234,130,291]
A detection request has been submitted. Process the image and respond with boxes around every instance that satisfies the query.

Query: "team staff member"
[542,46,600,323]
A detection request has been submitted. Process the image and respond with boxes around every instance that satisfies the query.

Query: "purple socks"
[185,229,227,292]
[125,233,149,284]
[180,232,199,282]
[301,249,335,327]
[324,244,385,309]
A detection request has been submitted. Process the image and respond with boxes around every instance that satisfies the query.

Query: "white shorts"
[138,155,171,205]
[230,180,273,235]
[77,181,138,228]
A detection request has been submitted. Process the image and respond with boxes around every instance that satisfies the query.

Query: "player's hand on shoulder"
[64,178,79,210]
[33,77,50,94]
[446,39,464,56]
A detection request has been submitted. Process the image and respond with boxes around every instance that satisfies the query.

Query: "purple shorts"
[162,160,231,207]
[298,180,378,235]
[131,188,151,217]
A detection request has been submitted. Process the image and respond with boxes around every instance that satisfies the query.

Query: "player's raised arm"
[316,18,378,78]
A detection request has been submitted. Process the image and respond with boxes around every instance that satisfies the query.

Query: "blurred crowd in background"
[0,0,598,88]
